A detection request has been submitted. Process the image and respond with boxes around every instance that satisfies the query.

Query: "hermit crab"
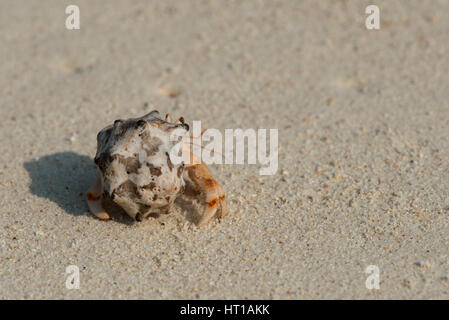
[86,110,227,227]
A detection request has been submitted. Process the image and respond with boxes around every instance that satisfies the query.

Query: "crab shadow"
[24,152,134,224]
[24,151,201,225]
[24,152,99,217]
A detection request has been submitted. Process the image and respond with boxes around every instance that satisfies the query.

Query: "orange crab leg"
[182,144,227,227]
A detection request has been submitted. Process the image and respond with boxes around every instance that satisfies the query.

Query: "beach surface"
[0,0,448,299]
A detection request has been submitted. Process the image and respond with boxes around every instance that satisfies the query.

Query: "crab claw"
[87,177,110,220]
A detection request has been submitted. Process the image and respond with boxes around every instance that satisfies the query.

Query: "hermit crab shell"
[93,110,189,221]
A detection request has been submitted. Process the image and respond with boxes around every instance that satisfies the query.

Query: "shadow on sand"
[24,152,97,217]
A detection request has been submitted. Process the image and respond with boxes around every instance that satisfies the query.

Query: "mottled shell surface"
[94,110,189,221]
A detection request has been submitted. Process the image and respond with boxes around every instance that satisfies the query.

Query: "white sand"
[0,0,448,299]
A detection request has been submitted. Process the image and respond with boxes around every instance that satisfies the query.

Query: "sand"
[0,0,448,299]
